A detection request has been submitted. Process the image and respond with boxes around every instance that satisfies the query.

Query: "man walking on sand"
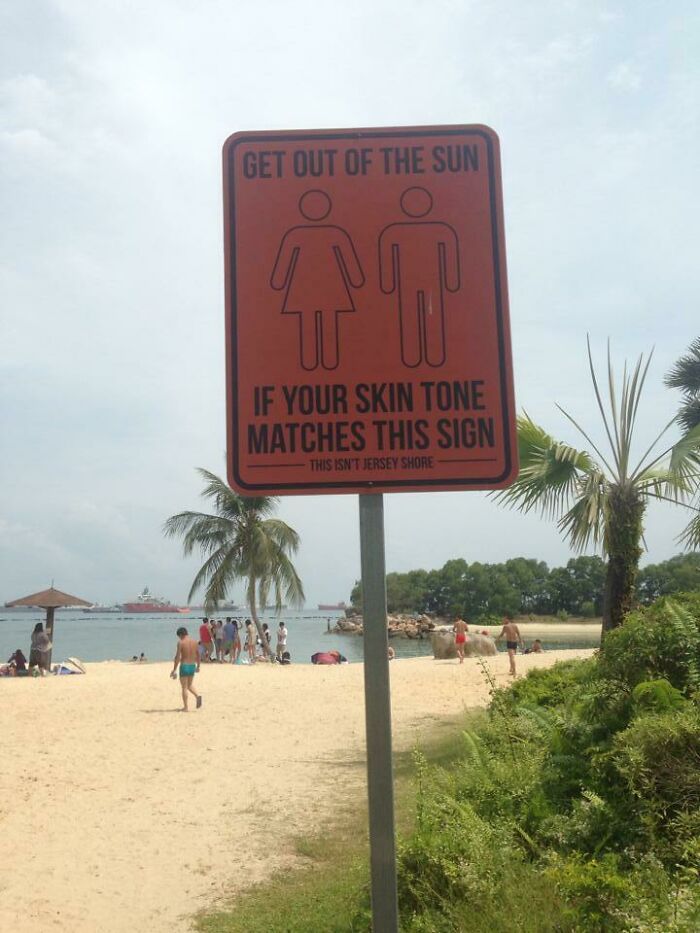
[497,616,524,676]
[453,618,469,664]
[171,627,202,711]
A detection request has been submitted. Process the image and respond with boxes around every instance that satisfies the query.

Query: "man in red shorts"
[453,618,469,664]
[198,617,213,661]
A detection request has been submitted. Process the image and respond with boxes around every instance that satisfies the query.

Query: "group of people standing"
[196,617,290,664]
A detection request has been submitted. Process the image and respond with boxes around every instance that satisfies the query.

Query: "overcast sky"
[1,1,698,606]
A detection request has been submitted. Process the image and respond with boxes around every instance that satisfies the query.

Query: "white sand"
[1,650,593,932]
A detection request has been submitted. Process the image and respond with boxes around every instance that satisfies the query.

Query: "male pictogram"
[378,186,461,368]
[270,189,365,370]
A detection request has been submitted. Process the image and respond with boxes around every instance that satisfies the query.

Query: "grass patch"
[194,715,470,933]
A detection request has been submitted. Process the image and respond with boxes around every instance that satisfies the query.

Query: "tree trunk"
[602,486,644,634]
[249,585,274,659]
[46,606,55,671]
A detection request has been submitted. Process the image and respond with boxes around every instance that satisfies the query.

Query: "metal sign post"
[359,492,398,931]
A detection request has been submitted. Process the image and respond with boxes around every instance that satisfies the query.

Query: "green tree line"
[350,552,700,620]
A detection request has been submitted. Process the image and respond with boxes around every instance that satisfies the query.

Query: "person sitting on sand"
[10,649,28,673]
[279,650,292,665]
[453,618,469,664]
[524,639,544,654]
[387,645,395,661]
[496,617,524,676]
[170,627,201,712]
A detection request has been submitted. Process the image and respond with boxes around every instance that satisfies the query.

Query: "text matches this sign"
[223,125,517,495]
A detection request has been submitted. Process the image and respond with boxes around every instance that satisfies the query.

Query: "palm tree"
[163,469,305,656]
[496,340,700,633]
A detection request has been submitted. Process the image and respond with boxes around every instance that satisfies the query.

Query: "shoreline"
[1,650,594,933]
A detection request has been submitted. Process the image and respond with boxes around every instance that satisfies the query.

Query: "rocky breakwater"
[330,612,437,639]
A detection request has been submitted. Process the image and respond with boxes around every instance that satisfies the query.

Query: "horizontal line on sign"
[247,463,304,469]
[437,457,500,463]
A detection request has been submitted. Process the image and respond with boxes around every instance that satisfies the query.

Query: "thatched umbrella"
[6,587,92,668]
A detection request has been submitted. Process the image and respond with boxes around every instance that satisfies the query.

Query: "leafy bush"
[389,595,700,931]
[503,658,596,709]
[631,678,686,713]
[610,706,700,864]
[597,601,700,694]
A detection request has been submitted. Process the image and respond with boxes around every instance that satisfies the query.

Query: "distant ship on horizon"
[120,587,189,614]
[318,601,348,611]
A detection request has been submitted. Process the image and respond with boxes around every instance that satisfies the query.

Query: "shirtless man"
[497,617,524,676]
[453,618,469,664]
[170,627,202,711]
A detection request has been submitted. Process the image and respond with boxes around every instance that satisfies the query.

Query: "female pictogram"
[270,190,365,371]
[378,186,461,368]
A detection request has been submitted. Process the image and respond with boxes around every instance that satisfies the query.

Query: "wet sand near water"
[0,650,594,933]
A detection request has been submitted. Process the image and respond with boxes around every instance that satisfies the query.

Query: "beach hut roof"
[6,587,92,609]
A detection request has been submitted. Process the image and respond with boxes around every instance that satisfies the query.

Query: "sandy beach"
[1,650,594,933]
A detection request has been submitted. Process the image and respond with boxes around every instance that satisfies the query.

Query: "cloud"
[1,0,698,607]
[607,61,642,91]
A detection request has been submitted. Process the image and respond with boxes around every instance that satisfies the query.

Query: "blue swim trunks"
[179,663,197,678]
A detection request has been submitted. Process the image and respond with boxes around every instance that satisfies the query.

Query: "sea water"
[0,608,601,665]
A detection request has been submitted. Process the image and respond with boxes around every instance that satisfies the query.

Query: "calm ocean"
[0,608,601,666]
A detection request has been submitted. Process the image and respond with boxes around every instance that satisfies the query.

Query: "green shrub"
[546,851,700,932]
[610,706,700,864]
[632,678,686,713]
[598,601,700,695]
[503,658,596,710]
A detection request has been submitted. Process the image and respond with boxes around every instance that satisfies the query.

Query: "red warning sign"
[223,125,517,496]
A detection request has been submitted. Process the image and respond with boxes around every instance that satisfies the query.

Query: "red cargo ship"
[120,587,189,613]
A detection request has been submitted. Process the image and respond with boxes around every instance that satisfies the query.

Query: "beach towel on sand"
[311,651,347,665]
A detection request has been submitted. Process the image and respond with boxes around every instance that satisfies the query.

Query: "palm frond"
[260,518,301,553]
[494,415,599,520]
[557,471,608,552]
[677,398,700,433]
[618,350,653,479]
[628,416,678,483]
[187,544,241,605]
[587,335,621,476]
[665,337,700,394]
[162,511,232,556]
[634,426,700,502]
[202,548,243,613]
[679,511,700,550]
[556,403,617,479]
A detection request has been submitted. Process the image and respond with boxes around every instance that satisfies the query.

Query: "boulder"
[431,631,498,659]
[431,631,457,659]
